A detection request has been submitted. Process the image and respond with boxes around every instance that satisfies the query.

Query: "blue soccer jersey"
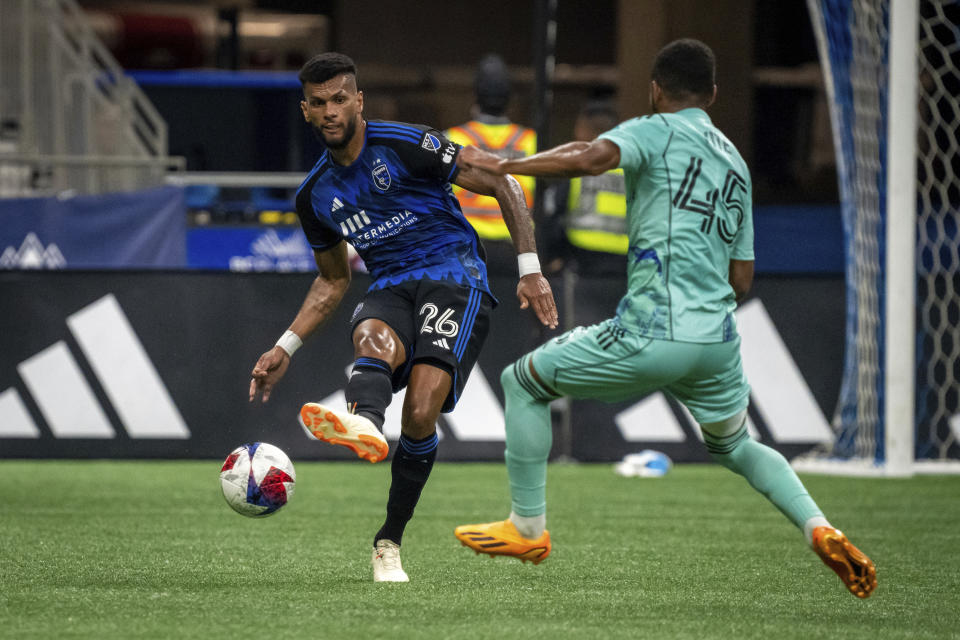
[295,120,490,294]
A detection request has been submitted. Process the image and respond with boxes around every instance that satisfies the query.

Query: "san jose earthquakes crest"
[372,162,391,191]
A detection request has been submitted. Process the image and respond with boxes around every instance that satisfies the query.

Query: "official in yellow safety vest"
[564,100,628,275]
[447,54,537,273]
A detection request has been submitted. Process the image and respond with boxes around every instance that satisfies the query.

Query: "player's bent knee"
[700,409,748,439]
[700,409,750,473]
[501,357,552,403]
[501,362,533,402]
[353,320,404,366]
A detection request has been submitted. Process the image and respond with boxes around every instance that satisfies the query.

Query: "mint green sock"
[501,359,553,517]
[702,425,823,529]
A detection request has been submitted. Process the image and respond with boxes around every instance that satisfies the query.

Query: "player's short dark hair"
[474,53,510,116]
[651,39,716,100]
[298,52,358,87]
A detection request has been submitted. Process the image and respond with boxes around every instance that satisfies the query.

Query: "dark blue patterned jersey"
[294,120,491,294]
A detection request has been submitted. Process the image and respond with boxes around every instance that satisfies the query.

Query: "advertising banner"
[0,186,186,269]
[187,226,315,272]
[0,271,841,461]
[183,203,844,274]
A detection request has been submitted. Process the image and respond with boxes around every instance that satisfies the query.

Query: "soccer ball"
[219,442,296,517]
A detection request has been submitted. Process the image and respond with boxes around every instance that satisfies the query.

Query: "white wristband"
[517,252,541,277]
[275,330,303,357]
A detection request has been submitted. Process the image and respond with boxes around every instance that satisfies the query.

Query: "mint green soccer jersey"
[598,108,754,343]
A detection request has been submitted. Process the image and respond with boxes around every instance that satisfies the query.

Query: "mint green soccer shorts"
[528,318,751,424]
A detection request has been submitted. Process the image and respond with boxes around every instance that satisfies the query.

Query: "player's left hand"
[517,273,559,329]
[458,145,506,174]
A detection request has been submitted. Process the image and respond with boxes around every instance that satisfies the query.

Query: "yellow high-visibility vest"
[567,168,628,254]
[446,120,536,241]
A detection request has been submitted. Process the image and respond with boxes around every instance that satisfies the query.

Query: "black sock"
[374,432,439,547]
[344,357,393,429]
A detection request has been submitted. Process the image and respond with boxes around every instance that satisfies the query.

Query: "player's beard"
[314,117,358,150]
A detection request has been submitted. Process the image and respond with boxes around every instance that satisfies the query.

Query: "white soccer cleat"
[372,539,409,582]
[298,402,389,463]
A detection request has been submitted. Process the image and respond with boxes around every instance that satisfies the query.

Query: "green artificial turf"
[1,460,958,639]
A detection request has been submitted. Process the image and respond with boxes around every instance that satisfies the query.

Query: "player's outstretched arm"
[454,164,558,329]
[459,139,621,178]
[249,242,352,403]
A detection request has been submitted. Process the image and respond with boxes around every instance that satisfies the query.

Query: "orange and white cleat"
[812,526,877,598]
[298,402,389,463]
[454,519,551,564]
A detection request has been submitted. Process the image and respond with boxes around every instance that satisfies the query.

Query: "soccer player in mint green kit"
[454,39,876,599]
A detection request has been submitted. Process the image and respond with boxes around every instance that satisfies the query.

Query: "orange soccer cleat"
[298,402,389,463]
[812,526,878,598]
[454,519,551,564]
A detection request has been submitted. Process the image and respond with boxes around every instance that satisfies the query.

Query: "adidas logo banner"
[0,271,840,461]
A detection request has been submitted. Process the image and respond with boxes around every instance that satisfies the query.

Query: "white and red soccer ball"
[219,442,296,517]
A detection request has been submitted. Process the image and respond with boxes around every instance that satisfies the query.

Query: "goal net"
[795,0,960,475]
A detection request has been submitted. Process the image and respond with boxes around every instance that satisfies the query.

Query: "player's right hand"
[517,273,559,330]
[249,347,291,403]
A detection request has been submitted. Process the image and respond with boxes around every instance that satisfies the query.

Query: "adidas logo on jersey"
[432,338,451,350]
[330,197,344,212]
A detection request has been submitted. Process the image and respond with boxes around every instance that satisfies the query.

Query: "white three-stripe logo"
[331,197,343,212]
[0,294,190,439]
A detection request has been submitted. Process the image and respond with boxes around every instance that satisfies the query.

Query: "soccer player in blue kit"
[248,53,558,583]
[453,39,877,599]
